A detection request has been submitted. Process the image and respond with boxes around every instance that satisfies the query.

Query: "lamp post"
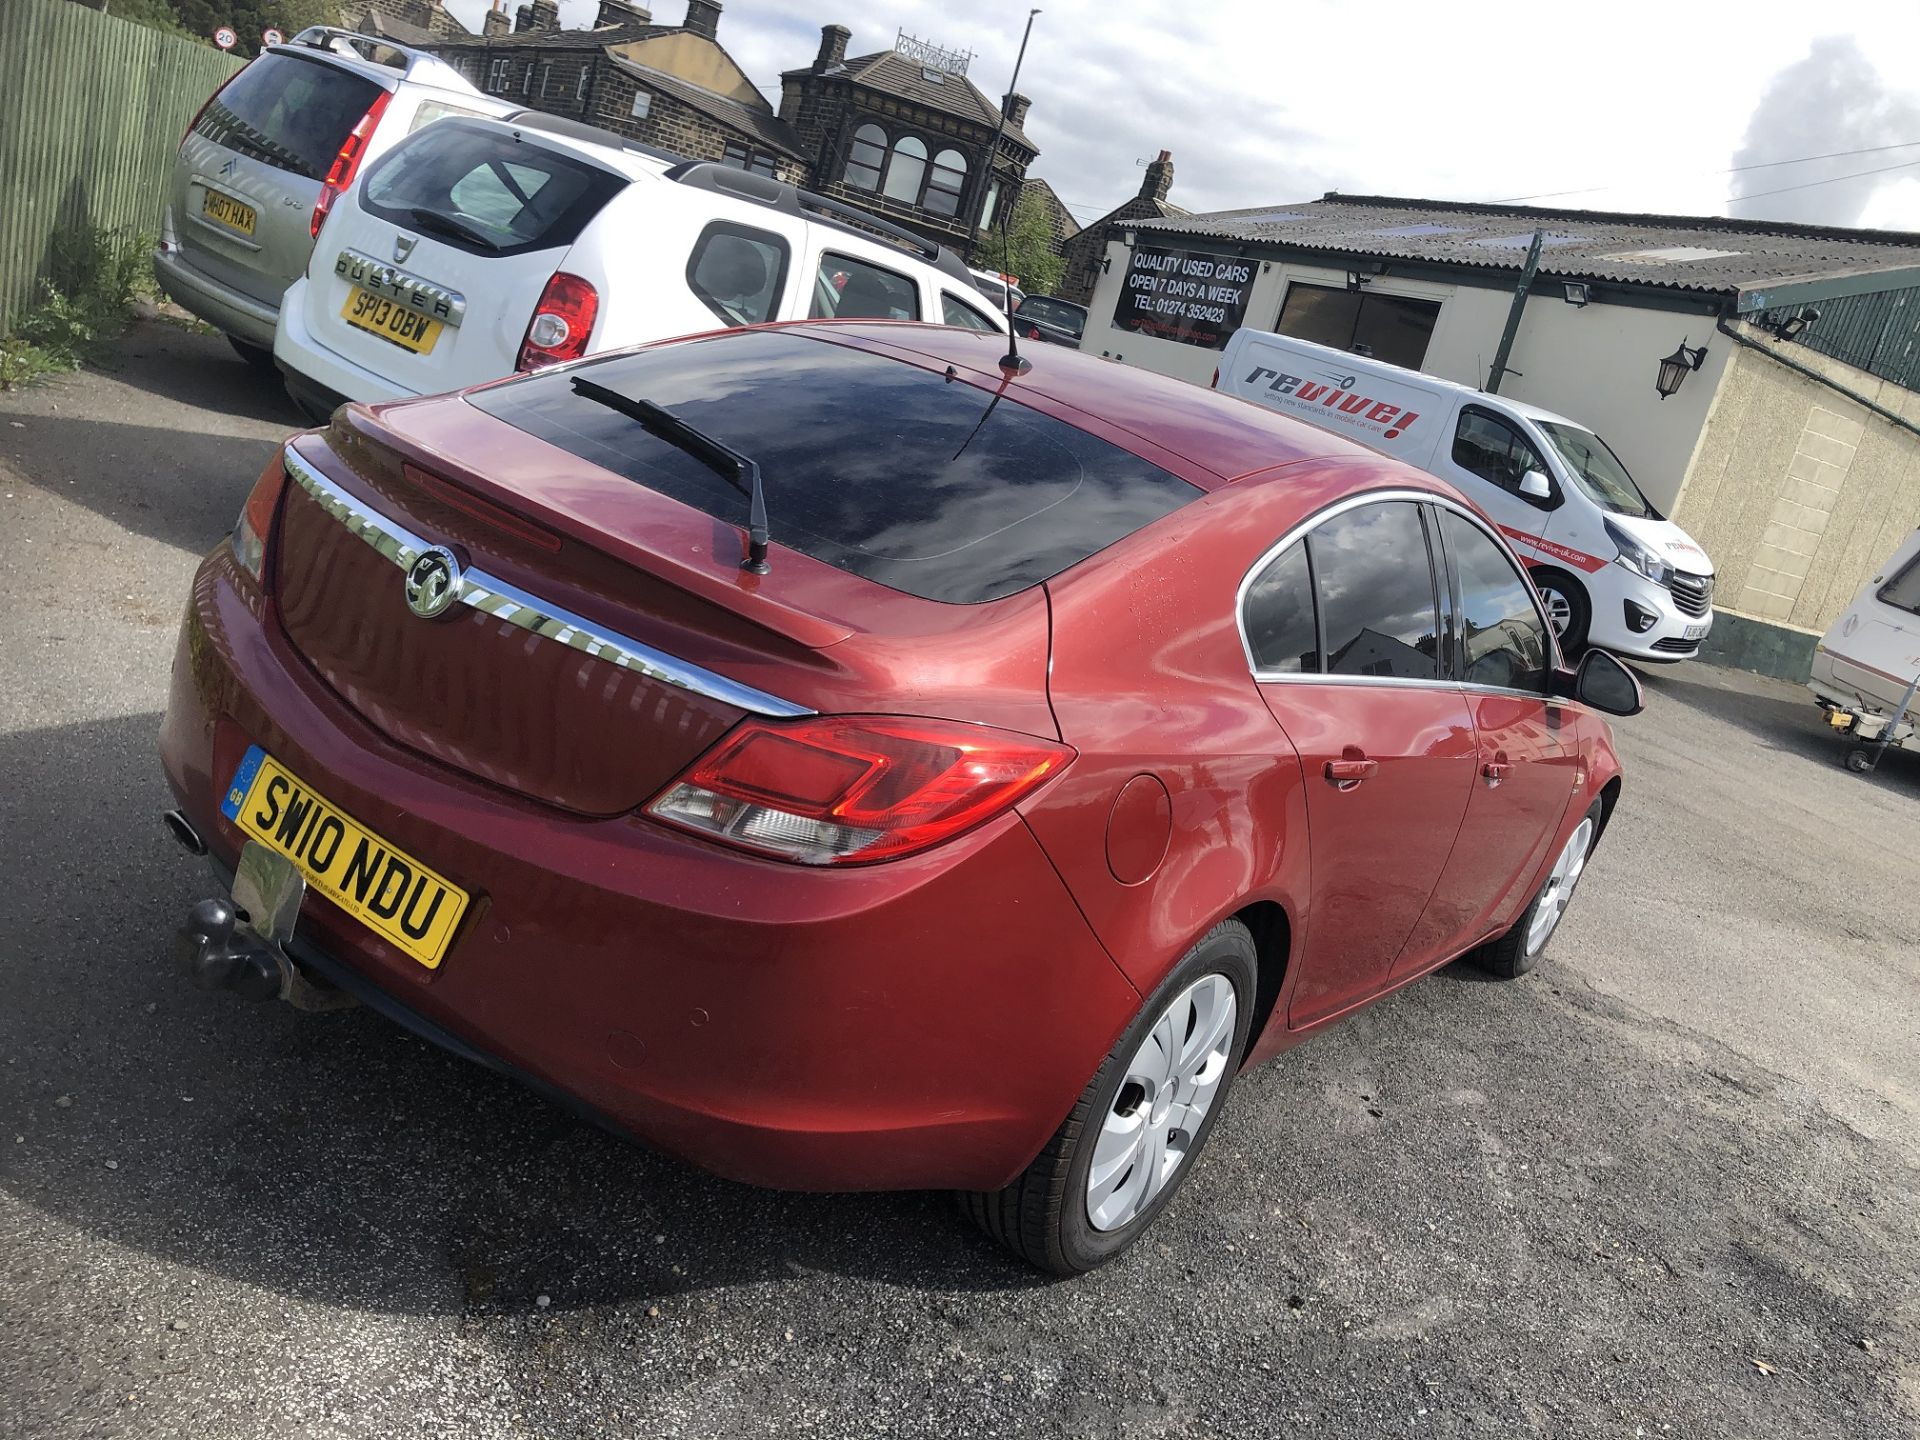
[965,7,1040,261]
[1655,341,1708,400]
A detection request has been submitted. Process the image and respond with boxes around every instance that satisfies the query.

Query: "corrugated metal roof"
[1137,194,1920,300]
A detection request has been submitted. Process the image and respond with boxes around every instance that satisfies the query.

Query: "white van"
[1809,528,1920,746]
[1216,329,1716,662]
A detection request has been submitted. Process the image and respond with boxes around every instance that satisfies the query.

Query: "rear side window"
[1440,511,1551,691]
[1878,548,1920,616]
[686,223,788,327]
[359,121,624,257]
[193,54,381,180]
[1243,543,1319,674]
[813,254,919,321]
[942,292,999,331]
[1310,501,1442,680]
[468,328,1199,604]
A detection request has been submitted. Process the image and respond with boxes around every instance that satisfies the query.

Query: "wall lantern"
[1563,281,1589,307]
[1655,341,1708,400]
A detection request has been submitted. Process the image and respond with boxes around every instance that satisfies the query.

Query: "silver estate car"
[155,27,510,371]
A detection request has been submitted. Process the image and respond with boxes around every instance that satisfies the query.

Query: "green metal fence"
[0,0,243,334]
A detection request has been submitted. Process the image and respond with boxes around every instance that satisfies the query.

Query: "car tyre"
[227,336,278,374]
[961,918,1257,1275]
[1471,799,1603,979]
[1531,568,1590,655]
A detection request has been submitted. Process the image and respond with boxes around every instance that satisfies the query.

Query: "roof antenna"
[996,194,1029,376]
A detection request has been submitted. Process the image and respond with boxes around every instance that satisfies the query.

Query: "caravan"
[1809,529,1920,759]
[1215,329,1716,662]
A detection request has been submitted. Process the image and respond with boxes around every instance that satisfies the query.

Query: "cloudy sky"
[443,0,1920,230]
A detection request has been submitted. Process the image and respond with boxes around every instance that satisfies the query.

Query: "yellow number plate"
[202,186,258,236]
[341,285,444,354]
[222,745,470,968]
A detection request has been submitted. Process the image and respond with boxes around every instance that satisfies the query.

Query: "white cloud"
[440,0,1920,230]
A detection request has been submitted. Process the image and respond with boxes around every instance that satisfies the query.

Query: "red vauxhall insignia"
[160,322,1639,1273]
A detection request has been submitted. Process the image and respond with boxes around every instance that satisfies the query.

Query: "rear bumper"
[154,244,280,349]
[159,545,1141,1192]
[273,277,419,409]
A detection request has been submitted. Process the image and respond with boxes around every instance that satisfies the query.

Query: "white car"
[274,113,1006,417]
[968,267,1027,314]
[155,27,513,371]
[1216,328,1717,662]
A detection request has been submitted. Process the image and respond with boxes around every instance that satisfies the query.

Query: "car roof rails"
[283,26,470,87]
[664,162,975,286]
[505,110,690,168]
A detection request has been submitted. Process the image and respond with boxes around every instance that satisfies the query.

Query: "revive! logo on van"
[1243,367,1420,440]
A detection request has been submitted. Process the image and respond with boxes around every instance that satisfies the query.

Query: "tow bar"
[175,838,357,1012]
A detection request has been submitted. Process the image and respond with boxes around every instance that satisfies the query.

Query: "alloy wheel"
[1086,973,1237,1232]
[1525,816,1595,957]
[1539,585,1574,637]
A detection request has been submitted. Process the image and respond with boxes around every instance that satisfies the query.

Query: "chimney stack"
[1002,92,1031,129]
[813,23,849,72]
[527,0,559,28]
[1141,149,1174,203]
[682,0,720,38]
[482,0,510,35]
[595,0,651,25]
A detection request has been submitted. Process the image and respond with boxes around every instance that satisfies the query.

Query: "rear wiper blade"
[405,207,501,252]
[569,376,770,575]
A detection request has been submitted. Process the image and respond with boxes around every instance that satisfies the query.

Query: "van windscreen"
[359,121,625,257]
[467,329,1201,604]
[1538,422,1656,519]
[194,54,382,180]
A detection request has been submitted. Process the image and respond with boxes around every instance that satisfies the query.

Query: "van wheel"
[1531,568,1589,654]
[960,920,1256,1274]
[226,336,278,374]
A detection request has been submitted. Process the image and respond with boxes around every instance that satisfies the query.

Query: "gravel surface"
[2,323,1916,1438]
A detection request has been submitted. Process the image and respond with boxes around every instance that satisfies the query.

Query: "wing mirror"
[1519,469,1553,501]
[1559,648,1644,716]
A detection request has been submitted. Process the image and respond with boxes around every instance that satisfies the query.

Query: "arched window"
[844,124,885,190]
[925,148,967,216]
[882,136,927,204]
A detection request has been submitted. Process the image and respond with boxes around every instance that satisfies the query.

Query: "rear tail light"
[311,89,393,240]
[517,272,600,371]
[232,454,289,584]
[647,715,1074,865]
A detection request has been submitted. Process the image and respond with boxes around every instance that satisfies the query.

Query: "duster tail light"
[233,454,288,584]
[647,716,1074,865]
[517,272,599,370]
[311,89,393,239]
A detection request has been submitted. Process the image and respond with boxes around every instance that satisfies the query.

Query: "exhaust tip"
[163,809,207,857]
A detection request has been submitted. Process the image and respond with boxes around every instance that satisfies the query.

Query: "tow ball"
[175,839,356,1012]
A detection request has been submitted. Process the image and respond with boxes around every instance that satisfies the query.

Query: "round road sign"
[213,25,237,48]
[261,27,284,45]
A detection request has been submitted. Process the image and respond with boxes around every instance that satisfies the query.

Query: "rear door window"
[1309,501,1443,680]
[193,53,382,180]
[811,253,919,321]
[1243,542,1320,675]
[686,223,788,326]
[359,120,625,257]
[942,292,999,330]
[468,328,1199,604]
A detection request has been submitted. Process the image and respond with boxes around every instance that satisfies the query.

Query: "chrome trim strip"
[1235,487,1561,699]
[334,248,467,327]
[280,447,814,719]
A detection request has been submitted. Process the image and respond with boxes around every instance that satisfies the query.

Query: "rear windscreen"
[467,330,1201,604]
[359,120,624,257]
[194,53,381,180]
[1018,297,1087,336]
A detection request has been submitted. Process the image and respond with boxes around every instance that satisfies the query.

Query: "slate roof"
[603,54,805,159]
[1138,194,1920,306]
[783,50,1034,152]
[358,8,442,45]
[429,20,670,49]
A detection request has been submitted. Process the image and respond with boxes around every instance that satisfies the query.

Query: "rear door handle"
[1481,759,1512,786]
[1325,757,1379,790]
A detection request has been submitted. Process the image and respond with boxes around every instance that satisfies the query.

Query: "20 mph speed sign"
[213,25,237,48]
